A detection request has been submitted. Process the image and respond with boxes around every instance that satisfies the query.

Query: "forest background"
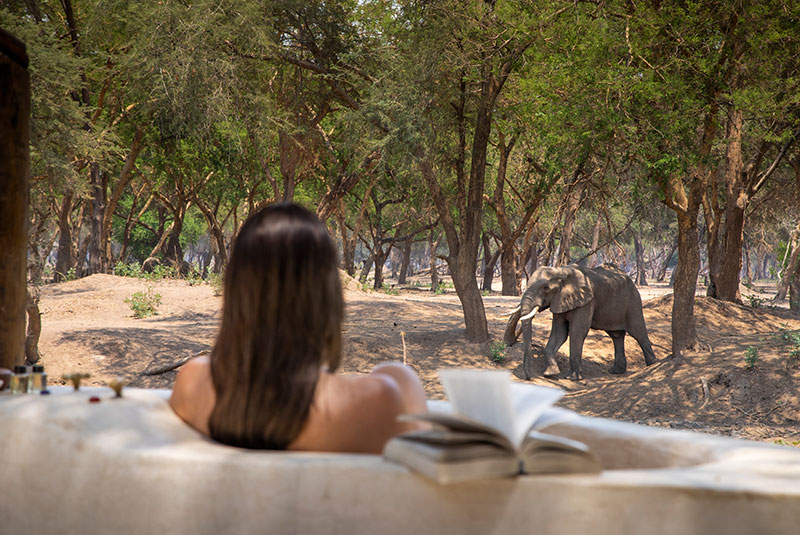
[3,0,800,367]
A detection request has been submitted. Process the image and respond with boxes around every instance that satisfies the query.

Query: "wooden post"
[0,29,30,370]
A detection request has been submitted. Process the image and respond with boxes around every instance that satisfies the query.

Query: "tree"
[400,1,569,342]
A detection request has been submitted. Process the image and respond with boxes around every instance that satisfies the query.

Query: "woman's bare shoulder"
[291,366,428,454]
[169,356,214,435]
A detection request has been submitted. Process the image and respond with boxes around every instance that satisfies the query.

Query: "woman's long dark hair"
[208,203,344,449]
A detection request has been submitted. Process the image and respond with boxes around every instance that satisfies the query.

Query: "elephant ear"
[551,266,593,313]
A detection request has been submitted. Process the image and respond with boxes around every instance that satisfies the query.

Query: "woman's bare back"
[169,358,427,454]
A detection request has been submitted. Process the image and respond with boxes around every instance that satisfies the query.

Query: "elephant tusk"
[499,306,521,317]
[520,306,539,322]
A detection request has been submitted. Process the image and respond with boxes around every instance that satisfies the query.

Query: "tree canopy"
[3,0,800,352]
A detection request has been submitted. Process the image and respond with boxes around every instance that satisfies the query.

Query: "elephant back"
[586,264,637,295]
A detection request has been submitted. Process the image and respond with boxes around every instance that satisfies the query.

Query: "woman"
[169,203,428,454]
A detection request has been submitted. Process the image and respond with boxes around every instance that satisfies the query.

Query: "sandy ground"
[35,272,800,445]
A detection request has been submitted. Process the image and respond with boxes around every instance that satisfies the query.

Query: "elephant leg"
[627,312,658,365]
[566,321,591,381]
[606,330,627,374]
[542,316,568,377]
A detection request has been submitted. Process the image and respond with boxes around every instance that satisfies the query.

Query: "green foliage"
[149,264,178,280]
[774,439,800,448]
[207,271,224,297]
[489,341,506,364]
[382,283,399,296]
[113,262,144,278]
[743,346,759,369]
[776,327,800,360]
[113,261,177,281]
[125,287,162,319]
[61,267,78,282]
[186,265,204,286]
[745,295,764,308]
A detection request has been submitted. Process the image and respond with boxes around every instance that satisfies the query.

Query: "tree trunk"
[0,29,30,370]
[499,245,518,296]
[775,224,800,301]
[555,163,586,267]
[480,233,499,292]
[656,237,677,282]
[398,238,412,285]
[359,257,373,284]
[428,228,440,292]
[25,287,40,364]
[706,108,744,302]
[672,204,701,355]
[279,129,301,202]
[372,245,390,290]
[634,234,648,286]
[102,126,145,266]
[450,256,488,341]
[86,163,107,275]
[790,262,800,312]
[54,191,75,281]
[164,216,185,273]
[588,213,602,268]
[742,242,751,284]
[335,203,356,276]
[193,196,228,272]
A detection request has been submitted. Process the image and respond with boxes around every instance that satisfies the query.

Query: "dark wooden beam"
[0,28,30,370]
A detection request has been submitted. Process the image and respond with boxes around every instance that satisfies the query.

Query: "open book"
[383,369,601,484]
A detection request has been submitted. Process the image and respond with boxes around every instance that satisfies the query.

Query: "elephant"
[503,264,657,381]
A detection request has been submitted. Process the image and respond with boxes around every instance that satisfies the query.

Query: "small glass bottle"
[30,365,46,393]
[25,365,34,392]
[10,366,30,394]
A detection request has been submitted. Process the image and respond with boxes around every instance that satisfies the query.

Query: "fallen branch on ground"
[142,350,209,376]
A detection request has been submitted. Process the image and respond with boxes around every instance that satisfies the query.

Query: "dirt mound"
[32,275,800,445]
[339,270,365,293]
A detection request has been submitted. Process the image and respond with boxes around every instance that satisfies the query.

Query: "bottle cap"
[13,365,27,374]
[32,365,44,373]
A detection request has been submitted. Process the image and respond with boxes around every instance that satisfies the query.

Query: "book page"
[508,382,564,447]
[439,369,564,450]
[439,369,516,444]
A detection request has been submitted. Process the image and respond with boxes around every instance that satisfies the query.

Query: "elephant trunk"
[503,310,522,346]
[503,288,541,347]
[522,318,533,380]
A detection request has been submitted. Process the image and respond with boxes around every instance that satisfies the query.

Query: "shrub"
[147,264,178,280]
[207,271,224,296]
[745,295,764,308]
[59,267,77,281]
[114,261,144,278]
[776,327,800,360]
[125,287,162,319]
[490,341,506,364]
[186,265,204,286]
[743,346,759,369]
[382,282,399,295]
